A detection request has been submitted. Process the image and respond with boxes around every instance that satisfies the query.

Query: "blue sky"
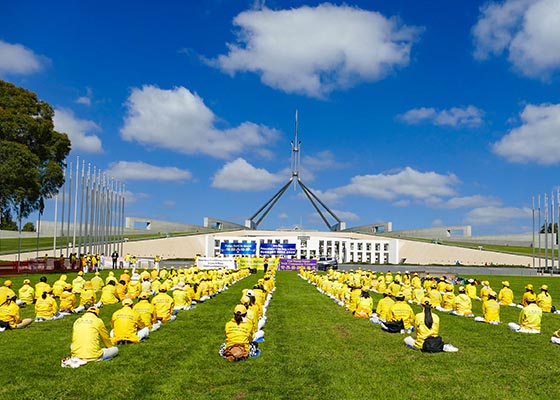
[1,0,559,235]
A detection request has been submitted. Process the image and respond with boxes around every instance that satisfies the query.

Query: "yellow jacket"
[79,289,96,306]
[71,312,112,360]
[35,282,51,299]
[59,291,76,311]
[151,293,174,322]
[482,299,500,323]
[0,301,21,329]
[388,301,415,329]
[18,285,35,305]
[519,303,542,331]
[537,292,553,313]
[35,296,59,319]
[453,294,473,315]
[354,297,373,318]
[225,318,253,351]
[100,285,119,305]
[376,297,395,321]
[498,287,514,305]
[413,311,440,349]
[111,306,145,344]
[133,300,158,329]
[72,277,85,294]
[173,289,191,307]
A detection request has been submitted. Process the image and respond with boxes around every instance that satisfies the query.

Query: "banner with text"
[220,242,256,255]
[278,258,317,271]
[196,257,237,270]
[259,243,297,256]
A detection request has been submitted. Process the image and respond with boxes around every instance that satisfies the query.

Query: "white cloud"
[213,4,421,97]
[163,200,176,207]
[330,167,458,201]
[493,103,560,164]
[429,195,503,209]
[123,190,149,205]
[432,219,445,227]
[0,40,45,76]
[332,209,360,222]
[473,0,560,79]
[398,106,485,127]
[76,88,93,106]
[53,108,103,153]
[120,85,278,159]
[278,213,289,219]
[303,151,347,170]
[464,206,531,225]
[211,158,286,191]
[106,161,192,181]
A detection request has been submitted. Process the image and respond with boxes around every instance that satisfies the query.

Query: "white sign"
[197,257,236,270]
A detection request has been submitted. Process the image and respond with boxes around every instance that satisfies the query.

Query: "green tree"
[0,80,71,228]
[22,222,35,232]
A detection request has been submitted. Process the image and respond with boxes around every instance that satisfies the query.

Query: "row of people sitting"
[219,273,276,362]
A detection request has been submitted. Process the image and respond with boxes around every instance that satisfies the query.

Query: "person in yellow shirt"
[371,290,394,324]
[110,298,149,345]
[508,293,542,333]
[100,281,119,305]
[427,283,442,307]
[126,275,142,300]
[72,272,85,295]
[465,279,478,300]
[474,291,500,324]
[91,272,104,294]
[520,284,535,307]
[219,304,259,361]
[151,286,176,322]
[551,329,560,345]
[70,307,118,362]
[18,279,35,305]
[354,289,373,318]
[537,285,553,313]
[404,297,458,352]
[134,293,161,332]
[52,275,68,298]
[451,286,474,317]
[498,281,515,306]
[34,290,63,322]
[383,292,415,332]
[0,289,33,331]
[437,284,455,313]
[479,281,492,303]
[74,281,101,313]
[172,282,192,310]
[35,276,51,301]
[105,271,117,286]
[59,284,76,315]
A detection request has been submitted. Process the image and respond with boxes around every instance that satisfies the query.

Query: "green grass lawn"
[1,270,560,399]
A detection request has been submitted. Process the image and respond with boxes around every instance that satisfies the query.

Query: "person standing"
[111,250,119,269]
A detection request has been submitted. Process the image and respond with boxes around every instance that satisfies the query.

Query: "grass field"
[1,270,560,399]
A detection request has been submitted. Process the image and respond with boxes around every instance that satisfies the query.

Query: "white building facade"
[205,231,399,264]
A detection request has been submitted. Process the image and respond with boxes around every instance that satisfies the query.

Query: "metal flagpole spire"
[532,196,535,268]
[552,191,555,274]
[246,111,345,231]
[291,109,300,190]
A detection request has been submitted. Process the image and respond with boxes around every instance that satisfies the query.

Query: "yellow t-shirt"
[71,312,112,360]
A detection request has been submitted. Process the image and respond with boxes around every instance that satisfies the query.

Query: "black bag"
[382,319,404,333]
[422,336,444,353]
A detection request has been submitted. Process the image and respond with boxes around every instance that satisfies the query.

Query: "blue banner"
[220,242,256,255]
[259,243,297,256]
